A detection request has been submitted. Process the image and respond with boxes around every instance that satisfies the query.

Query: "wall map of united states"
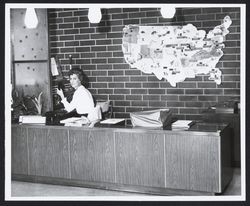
[122,16,232,87]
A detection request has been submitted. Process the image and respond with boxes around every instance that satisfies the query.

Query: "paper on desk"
[51,57,59,76]
[100,118,125,124]
[60,117,82,124]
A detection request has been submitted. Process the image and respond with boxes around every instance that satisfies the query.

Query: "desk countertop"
[12,121,229,135]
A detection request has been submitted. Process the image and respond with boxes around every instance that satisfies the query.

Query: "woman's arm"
[57,88,76,112]
[61,97,77,113]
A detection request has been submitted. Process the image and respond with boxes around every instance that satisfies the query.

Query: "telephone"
[57,80,65,91]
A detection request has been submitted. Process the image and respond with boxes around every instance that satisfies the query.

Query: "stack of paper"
[171,120,194,130]
[60,117,89,127]
[60,117,82,124]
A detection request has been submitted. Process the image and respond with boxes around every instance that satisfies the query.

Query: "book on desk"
[19,115,46,124]
[171,120,194,130]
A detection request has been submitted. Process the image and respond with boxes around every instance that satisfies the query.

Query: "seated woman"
[57,68,100,122]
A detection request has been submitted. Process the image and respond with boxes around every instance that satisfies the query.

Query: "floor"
[11,168,241,197]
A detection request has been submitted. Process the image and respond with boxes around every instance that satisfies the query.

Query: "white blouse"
[61,85,95,115]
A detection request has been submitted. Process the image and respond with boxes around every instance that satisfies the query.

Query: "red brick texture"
[48,7,241,122]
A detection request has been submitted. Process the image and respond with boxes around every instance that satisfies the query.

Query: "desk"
[11,123,233,195]
[203,112,240,167]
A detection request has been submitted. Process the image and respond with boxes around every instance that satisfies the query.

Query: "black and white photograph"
[4,2,246,202]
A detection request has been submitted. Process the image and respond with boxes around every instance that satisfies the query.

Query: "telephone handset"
[57,80,65,91]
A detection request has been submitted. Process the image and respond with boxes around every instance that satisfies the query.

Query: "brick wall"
[48,7,240,123]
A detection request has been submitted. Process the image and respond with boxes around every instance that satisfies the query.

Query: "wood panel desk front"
[11,123,233,195]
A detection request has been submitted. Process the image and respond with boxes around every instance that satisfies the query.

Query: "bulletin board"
[122,16,232,87]
[11,8,52,113]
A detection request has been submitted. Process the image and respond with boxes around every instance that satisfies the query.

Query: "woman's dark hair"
[68,68,89,88]
[68,68,84,82]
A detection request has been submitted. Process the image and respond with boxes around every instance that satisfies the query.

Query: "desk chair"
[96,100,113,120]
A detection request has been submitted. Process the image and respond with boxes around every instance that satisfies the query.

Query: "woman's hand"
[56,88,65,100]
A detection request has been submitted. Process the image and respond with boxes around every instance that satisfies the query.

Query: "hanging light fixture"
[88,7,102,24]
[160,5,176,19]
[24,7,38,29]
